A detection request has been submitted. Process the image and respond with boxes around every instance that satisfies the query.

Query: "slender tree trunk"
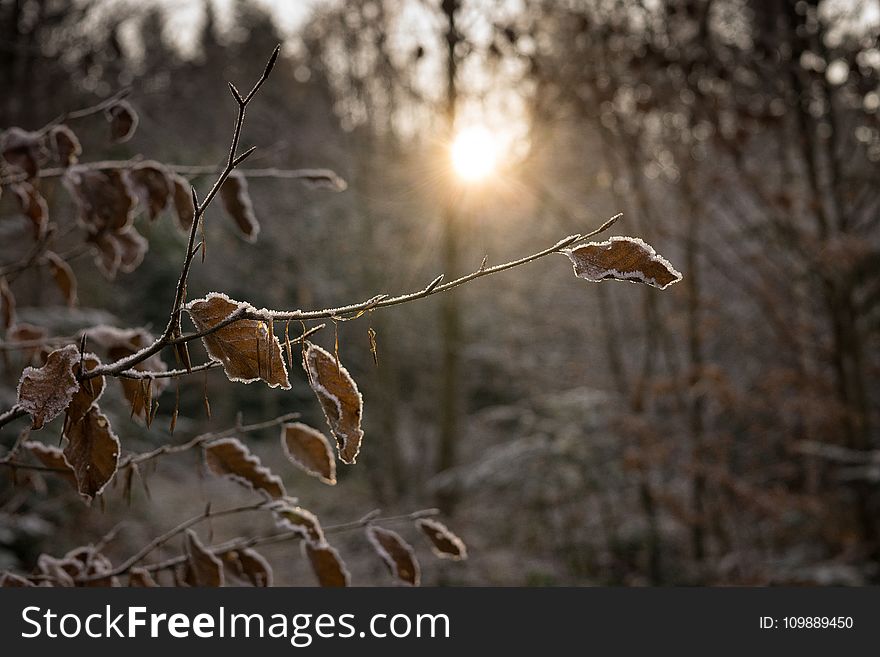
[436,0,461,515]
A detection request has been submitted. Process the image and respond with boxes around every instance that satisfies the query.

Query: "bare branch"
[116,411,300,472]
[0,406,26,430]
[116,361,221,380]
[98,500,271,580]
[86,507,441,581]
[0,163,350,189]
[74,45,282,384]
[78,228,589,383]
[37,87,132,135]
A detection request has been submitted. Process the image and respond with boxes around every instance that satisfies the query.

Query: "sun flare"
[450,126,501,182]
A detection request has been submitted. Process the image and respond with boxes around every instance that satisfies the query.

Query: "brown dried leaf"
[88,231,121,279]
[45,251,78,307]
[16,344,80,430]
[128,568,158,587]
[366,526,420,586]
[219,549,273,587]
[22,440,77,489]
[64,546,115,585]
[219,172,259,242]
[0,572,34,587]
[185,293,290,389]
[36,555,76,586]
[128,161,171,221]
[416,518,467,561]
[6,323,47,363]
[63,406,120,502]
[65,353,104,424]
[271,502,324,543]
[303,542,350,587]
[564,236,682,289]
[0,277,15,330]
[281,422,336,485]
[184,529,224,587]
[114,226,149,273]
[87,226,149,280]
[204,437,286,500]
[0,127,41,178]
[105,101,139,143]
[170,173,195,232]
[91,325,166,420]
[297,169,348,191]
[11,182,49,239]
[64,167,136,233]
[49,125,81,167]
[302,341,364,464]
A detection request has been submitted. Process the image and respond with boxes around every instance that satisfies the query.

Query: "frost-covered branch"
[80,218,617,383]
[83,506,441,582]
[116,412,300,472]
[0,162,347,190]
[69,45,282,384]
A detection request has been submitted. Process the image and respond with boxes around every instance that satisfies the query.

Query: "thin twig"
[0,163,348,190]
[116,411,300,472]
[74,224,607,382]
[75,45,281,382]
[38,87,131,135]
[116,361,221,380]
[101,507,441,580]
[195,231,587,329]
[99,501,271,579]
[0,407,26,430]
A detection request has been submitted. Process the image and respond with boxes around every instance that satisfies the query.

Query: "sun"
[450,125,501,182]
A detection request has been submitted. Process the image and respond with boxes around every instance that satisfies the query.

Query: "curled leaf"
[113,226,149,274]
[6,323,47,363]
[21,440,77,490]
[204,437,286,500]
[105,100,138,143]
[49,125,81,167]
[64,167,137,233]
[297,169,348,191]
[302,341,364,464]
[219,172,259,242]
[281,422,336,485]
[128,161,171,221]
[45,252,78,307]
[271,502,324,543]
[366,526,420,586]
[0,572,34,587]
[185,293,290,389]
[303,541,350,587]
[128,568,158,587]
[0,127,41,178]
[170,173,195,232]
[184,529,224,587]
[65,353,104,424]
[563,236,682,289]
[88,232,121,279]
[91,326,166,420]
[16,344,80,430]
[11,182,49,239]
[219,548,272,587]
[416,518,467,560]
[63,546,115,586]
[62,406,120,502]
[36,555,76,586]
[88,226,149,280]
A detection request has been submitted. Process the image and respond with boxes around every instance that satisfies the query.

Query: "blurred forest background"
[1,0,879,586]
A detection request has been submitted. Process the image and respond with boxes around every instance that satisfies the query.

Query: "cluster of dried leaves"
[0,46,680,588]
